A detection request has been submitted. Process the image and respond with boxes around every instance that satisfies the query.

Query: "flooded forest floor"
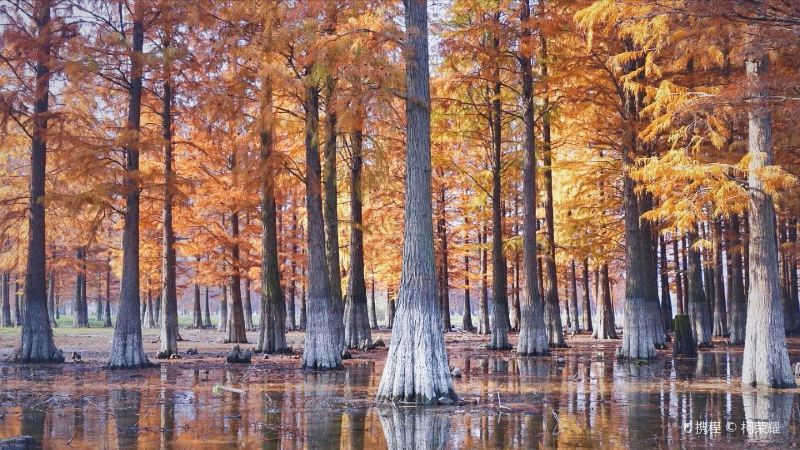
[1,326,800,448]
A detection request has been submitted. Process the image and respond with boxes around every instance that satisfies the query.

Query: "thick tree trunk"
[108,0,149,368]
[673,237,685,316]
[741,46,795,388]
[436,184,451,332]
[593,263,618,339]
[203,287,212,328]
[257,86,288,353]
[344,123,372,349]
[582,259,592,333]
[516,8,549,355]
[322,76,345,353]
[687,231,712,346]
[1,271,11,327]
[18,0,62,362]
[376,0,456,404]
[712,219,728,337]
[659,236,673,331]
[158,27,178,359]
[302,77,341,370]
[489,70,510,349]
[672,315,696,357]
[226,211,248,344]
[369,277,378,330]
[478,223,490,334]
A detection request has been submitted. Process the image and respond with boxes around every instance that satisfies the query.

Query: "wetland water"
[0,349,798,449]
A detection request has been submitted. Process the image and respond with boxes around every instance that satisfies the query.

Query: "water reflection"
[0,351,796,448]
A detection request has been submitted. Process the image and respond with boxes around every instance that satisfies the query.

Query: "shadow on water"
[0,352,797,448]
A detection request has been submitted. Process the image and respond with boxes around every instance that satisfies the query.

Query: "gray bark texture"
[687,231,712,346]
[376,0,456,404]
[108,0,149,368]
[741,46,795,388]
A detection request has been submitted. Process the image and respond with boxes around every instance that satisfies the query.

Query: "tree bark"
[257,80,288,353]
[218,284,227,332]
[488,50,510,349]
[244,278,254,331]
[462,232,474,332]
[712,219,728,337]
[478,222,490,334]
[344,122,372,349]
[73,246,89,327]
[302,74,341,370]
[48,270,57,327]
[322,75,345,353]
[569,260,580,333]
[516,2,549,355]
[582,259,592,333]
[592,263,617,339]
[728,215,747,344]
[687,231,712,346]
[369,277,378,330]
[192,284,202,329]
[226,210,248,344]
[103,259,112,327]
[376,0,456,404]
[741,45,795,388]
[108,0,149,368]
[203,286,212,328]
[1,271,11,327]
[157,24,178,359]
[682,236,690,315]
[787,219,799,334]
[145,290,156,329]
[659,235,673,331]
[673,237,684,316]
[436,184,452,332]
[287,212,299,331]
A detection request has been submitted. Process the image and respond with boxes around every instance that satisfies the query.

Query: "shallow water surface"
[0,351,797,448]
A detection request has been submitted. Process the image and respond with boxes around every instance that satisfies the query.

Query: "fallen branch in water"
[213,384,246,395]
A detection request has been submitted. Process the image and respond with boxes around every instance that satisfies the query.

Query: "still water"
[0,352,797,449]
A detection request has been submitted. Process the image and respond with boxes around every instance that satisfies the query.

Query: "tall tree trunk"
[592,263,617,339]
[712,219,728,337]
[659,236,673,331]
[158,24,178,359]
[257,78,288,353]
[108,0,149,368]
[145,290,156,329]
[386,289,395,328]
[244,278,254,331]
[302,74,341,370]
[462,231,474,332]
[581,259,592,333]
[74,247,88,327]
[1,271,11,327]
[478,223,490,334]
[741,44,795,388]
[436,184,451,332]
[687,231,712,346]
[344,121,372,349]
[673,237,684,316]
[322,75,345,354]
[226,211,248,343]
[192,284,202,329]
[376,0,456,404]
[300,257,307,329]
[218,285,227,332]
[287,212,298,331]
[788,219,799,334]
[104,259,112,327]
[15,278,23,326]
[489,59,510,349]
[516,1,549,355]
[682,236,690,314]
[569,260,580,333]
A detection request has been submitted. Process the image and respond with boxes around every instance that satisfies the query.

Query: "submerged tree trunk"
[302,76,341,370]
[478,223,490,334]
[158,26,178,359]
[108,0,149,368]
[344,122,372,349]
[322,75,345,354]
[687,231,712,347]
[257,80,288,353]
[741,45,795,388]
[712,219,728,337]
[593,263,617,339]
[582,259,592,333]
[18,0,62,362]
[488,56,510,349]
[376,0,456,404]
[516,6,549,355]
[659,236,673,331]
